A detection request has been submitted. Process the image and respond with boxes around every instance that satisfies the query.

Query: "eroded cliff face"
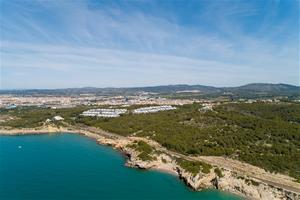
[97,137,300,200]
[176,163,299,200]
[217,171,278,199]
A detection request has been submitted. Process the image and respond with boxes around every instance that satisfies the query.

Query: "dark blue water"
[0,133,241,200]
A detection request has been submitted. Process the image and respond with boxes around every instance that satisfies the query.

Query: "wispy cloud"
[2,41,295,89]
[0,0,299,89]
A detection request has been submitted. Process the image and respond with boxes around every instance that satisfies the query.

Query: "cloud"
[1,41,297,89]
[0,0,299,88]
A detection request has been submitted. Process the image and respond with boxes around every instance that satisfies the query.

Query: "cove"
[0,133,242,200]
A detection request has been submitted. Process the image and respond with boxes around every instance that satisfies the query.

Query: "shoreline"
[1,127,300,200]
[0,129,181,177]
[0,128,182,185]
[0,127,179,176]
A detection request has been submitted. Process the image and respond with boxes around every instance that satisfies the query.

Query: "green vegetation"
[138,152,154,161]
[218,102,300,123]
[0,104,130,128]
[1,102,300,181]
[249,179,260,186]
[214,168,223,177]
[176,158,212,175]
[127,140,155,161]
[0,107,54,128]
[237,176,260,186]
[245,178,260,186]
[135,141,153,154]
[75,102,300,181]
[0,106,93,128]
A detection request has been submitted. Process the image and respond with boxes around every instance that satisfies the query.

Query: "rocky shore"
[97,136,300,200]
[1,127,299,200]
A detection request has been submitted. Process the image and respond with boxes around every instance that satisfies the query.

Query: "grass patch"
[176,158,212,175]
[214,167,224,177]
[128,140,155,161]
[138,152,154,161]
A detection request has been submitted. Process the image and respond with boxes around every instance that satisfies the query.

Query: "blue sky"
[0,0,299,89]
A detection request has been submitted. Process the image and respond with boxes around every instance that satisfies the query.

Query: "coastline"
[1,127,300,200]
[0,128,180,176]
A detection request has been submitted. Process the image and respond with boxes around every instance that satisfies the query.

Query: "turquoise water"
[0,133,241,200]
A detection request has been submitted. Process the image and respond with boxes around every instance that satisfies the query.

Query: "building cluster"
[0,95,75,109]
[81,108,127,118]
[133,105,176,114]
[238,99,281,104]
[0,95,195,109]
[96,96,194,106]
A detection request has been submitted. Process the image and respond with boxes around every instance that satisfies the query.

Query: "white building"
[133,105,176,114]
[53,116,64,121]
[81,108,127,118]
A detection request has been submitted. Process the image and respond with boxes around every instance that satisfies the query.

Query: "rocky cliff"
[97,136,300,200]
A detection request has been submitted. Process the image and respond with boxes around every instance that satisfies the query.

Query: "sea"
[0,133,242,200]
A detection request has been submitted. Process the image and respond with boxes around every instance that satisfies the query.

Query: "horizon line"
[0,82,299,91]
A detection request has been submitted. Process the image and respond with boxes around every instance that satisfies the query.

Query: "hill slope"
[1,83,299,98]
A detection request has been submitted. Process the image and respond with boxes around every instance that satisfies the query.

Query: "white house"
[53,116,64,121]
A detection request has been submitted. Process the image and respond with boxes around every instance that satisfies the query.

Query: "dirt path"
[128,136,300,194]
[196,156,300,193]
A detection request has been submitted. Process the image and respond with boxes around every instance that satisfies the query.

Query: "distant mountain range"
[1,83,299,99]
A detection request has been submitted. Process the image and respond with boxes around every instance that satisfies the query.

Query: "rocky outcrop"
[177,168,215,190]
[218,170,300,200]
[96,137,300,200]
